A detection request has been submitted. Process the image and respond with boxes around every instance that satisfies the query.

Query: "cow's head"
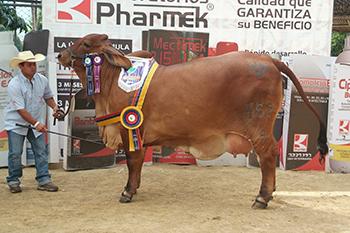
[58,34,134,150]
[58,33,132,87]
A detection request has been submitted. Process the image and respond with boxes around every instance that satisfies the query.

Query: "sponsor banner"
[330,145,350,162]
[42,0,334,167]
[54,37,132,54]
[56,78,83,110]
[143,29,209,65]
[326,64,350,173]
[282,77,329,170]
[0,70,11,144]
[0,131,8,154]
[0,69,12,89]
[65,90,116,170]
[281,54,332,171]
[57,79,83,94]
[43,0,333,56]
[0,31,19,167]
[0,70,11,167]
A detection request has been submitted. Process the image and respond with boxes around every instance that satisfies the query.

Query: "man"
[4,51,60,193]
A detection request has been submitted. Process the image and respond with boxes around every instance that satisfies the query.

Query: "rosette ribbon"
[83,54,94,96]
[93,55,103,93]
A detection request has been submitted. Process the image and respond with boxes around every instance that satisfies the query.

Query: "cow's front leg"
[252,138,278,209]
[119,129,146,203]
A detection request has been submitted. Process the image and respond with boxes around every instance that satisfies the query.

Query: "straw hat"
[10,51,46,68]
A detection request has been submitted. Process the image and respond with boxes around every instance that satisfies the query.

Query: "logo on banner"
[96,1,212,28]
[339,120,350,135]
[338,79,350,98]
[293,134,308,152]
[56,0,92,23]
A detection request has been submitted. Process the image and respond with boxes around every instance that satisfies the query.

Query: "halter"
[66,47,84,68]
[57,48,104,123]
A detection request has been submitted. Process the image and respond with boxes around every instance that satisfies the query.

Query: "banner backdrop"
[327,64,350,173]
[281,54,332,170]
[0,32,18,167]
[43,0,334,56]
[42,0,334,159]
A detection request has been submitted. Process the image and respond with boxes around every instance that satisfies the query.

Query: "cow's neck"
[75,65,131,118]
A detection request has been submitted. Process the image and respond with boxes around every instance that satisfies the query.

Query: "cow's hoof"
[252,196,268,209]
[119,191,133,203]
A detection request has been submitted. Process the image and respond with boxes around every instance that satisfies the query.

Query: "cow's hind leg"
[252,137,278,209]
[119,130,146,203]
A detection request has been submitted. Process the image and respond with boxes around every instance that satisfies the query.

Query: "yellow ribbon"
[136,62,159,109]
[96,116,121,127]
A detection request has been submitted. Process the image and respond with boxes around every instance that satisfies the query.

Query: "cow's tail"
[272,59,329,161]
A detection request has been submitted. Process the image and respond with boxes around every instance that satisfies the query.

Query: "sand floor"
[0,164,350,233]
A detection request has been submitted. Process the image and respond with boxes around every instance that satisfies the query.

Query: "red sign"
[339,120,350,135]
[293,134,309,152]
[57,0,92,23]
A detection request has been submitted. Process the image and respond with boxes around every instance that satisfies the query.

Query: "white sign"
[0,31,18,167]
[44,0,334,56]
[327,64,350,173]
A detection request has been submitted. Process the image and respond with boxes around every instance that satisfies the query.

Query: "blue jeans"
[6,130,51,186]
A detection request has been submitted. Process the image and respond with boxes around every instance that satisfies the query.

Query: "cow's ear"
[102,47,131,69]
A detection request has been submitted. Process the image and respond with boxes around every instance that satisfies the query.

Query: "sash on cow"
[95,57,159,151]
[118,57,155,93]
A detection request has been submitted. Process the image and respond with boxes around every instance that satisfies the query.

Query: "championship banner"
[326,64,350,173]
[42,0,334,167]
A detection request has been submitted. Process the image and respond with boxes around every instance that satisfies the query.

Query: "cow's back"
[142,52,283,151]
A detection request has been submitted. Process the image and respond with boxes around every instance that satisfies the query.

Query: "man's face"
[19,62,37,78]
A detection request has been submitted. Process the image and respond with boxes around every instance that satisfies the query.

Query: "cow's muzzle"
[58,48,84,68]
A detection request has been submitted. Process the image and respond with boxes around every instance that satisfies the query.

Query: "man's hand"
[35,122,47,132]
[52,106,64,119]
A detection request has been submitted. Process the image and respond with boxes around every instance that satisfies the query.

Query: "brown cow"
[58,34,328,208]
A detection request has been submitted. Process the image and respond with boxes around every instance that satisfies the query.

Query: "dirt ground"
[0,164,350,233]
